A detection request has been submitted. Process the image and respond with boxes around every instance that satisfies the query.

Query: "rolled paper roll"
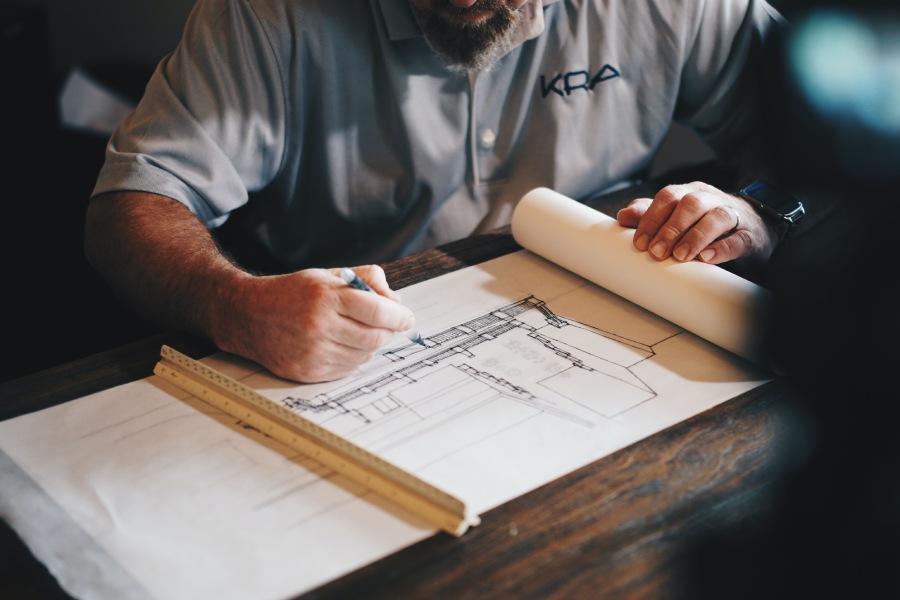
[511,187,772,367]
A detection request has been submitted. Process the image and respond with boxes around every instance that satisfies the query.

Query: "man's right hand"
[213,265,417,383]
[85,192,416,384]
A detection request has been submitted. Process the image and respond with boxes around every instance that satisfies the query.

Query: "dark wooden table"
[0,179,796,600]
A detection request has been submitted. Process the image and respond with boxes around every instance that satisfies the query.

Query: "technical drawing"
[281,296,678,453]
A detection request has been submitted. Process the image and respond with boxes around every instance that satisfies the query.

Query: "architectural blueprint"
[0,192,774,600]
[283,293,658,460]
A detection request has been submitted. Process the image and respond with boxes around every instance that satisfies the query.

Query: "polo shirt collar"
[377,0,563,43]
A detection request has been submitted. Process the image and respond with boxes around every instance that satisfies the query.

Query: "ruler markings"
[154,345,479,536]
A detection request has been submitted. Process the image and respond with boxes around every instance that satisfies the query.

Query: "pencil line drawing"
[280,296,677,456]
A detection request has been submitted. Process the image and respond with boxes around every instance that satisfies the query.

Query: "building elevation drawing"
[281,295,675,456]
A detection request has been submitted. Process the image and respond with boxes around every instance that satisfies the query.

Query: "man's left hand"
[616,181,777,265]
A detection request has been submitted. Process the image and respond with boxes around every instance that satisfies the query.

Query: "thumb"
[616,197,651,228]
[346,264,402,302]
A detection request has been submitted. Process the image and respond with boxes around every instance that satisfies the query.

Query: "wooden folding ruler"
[154,345,480,537]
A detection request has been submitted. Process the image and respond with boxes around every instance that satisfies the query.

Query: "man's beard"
[411,0,523,73]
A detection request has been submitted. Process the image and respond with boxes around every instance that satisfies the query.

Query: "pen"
[339,268,426,347]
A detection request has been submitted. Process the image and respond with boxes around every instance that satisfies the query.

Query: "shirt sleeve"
[674,0,785,162]
[90,0,287,228]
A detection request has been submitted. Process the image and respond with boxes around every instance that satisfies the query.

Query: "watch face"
[740,181,805,224]
[742,181,795,214]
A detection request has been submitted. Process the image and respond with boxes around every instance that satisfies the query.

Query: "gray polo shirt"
[92,0,781,269]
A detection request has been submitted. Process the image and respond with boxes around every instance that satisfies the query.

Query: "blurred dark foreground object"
[674,2,900,598]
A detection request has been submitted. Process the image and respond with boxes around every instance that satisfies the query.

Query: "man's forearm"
[84,191,249,342]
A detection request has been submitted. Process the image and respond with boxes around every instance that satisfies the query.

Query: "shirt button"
[479,128,497,150]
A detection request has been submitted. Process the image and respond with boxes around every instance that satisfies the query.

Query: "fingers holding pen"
[345,264,402,302]
[331,265,417,348]
[213,267,414,383]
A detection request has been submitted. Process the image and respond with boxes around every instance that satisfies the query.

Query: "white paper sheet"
[0,191,773,600]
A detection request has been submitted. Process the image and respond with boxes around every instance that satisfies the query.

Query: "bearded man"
[85,0,785,383]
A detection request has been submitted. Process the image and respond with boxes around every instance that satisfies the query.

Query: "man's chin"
[414,7,521,72]
[435,47,505,73]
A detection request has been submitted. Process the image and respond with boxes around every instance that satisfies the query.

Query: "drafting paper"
[0,192,773,600]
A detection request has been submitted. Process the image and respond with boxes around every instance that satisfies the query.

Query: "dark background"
[2,2,168,383]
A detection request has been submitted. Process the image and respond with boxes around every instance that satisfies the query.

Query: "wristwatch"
[737,180,805,249]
